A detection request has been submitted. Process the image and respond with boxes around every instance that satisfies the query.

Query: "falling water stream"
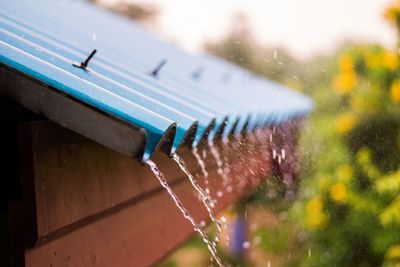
[193,147,209,178]
[146,159,224,266]
[145,128,284,266]
[172,154,223,247]
[192,147,211,196]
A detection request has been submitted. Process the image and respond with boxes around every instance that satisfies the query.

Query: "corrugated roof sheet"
[0,0,312,163]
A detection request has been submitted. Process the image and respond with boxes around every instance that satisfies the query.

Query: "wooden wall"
[8,121,274,267]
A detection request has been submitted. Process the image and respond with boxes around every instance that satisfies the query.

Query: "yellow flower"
[330,183,348,203]
[376,171,400,194]
[383,51,399,71]
[379,197,400,226]
[337,164,353,182]
[339,54,354,72]
[306,196,328,229]
[332,54,359,94]
[364,51,381,69]
[387,245,400,259]
[391,80,400,103]
[384,3,400,25]
[307,197,323,213]
[336,113,357,135]
[332,71,357,95]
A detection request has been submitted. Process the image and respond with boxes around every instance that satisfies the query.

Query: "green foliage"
[255,227,290,253]
[160,2,400,266]
[347,113,400,173]
[292,2,400,266]
[205,2,400,266]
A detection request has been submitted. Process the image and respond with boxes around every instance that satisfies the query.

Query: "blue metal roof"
[0,0,312,163]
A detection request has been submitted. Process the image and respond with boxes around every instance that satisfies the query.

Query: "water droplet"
[202,149,207,159]
[209,143,229,182]
[226,185,233,193]
[220,216,227,223]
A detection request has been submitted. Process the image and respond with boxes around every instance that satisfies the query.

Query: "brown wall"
[10,121,273,267]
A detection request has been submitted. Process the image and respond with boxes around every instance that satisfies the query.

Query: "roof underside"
[0,0,312,163]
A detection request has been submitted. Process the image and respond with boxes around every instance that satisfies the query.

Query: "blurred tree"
[205,13,302,88]
[291,1,400,266]
[89,0,158,23]
[154,1,400,266]
[205,2,400,267]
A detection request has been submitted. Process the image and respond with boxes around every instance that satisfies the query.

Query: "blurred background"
[91,0,400,266]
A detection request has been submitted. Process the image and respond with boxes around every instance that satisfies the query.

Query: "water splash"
[193,147,209,178]
[209,143,229,184]
[257,129,272,161]
[221,142,232,184]
[146,160,223,266]
[272,149,277,159]
[172,154,223,247]
[192,147,210,195]
[209,143,224,176]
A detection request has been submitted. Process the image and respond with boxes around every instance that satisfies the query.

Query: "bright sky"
[104,0,397,59]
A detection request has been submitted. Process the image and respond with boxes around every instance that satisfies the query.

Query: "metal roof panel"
[0,0,313,162]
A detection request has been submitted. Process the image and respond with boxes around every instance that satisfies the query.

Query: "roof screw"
[73,49,97,70]
[150,59,167,78]
[191,66,204,80]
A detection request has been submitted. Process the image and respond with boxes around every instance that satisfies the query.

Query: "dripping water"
[193,147,210,196]
[146,159,224,267]
[221,142,232,184]
[172,154,223,247]
[193,147,209,178]
[209,143,229,183]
